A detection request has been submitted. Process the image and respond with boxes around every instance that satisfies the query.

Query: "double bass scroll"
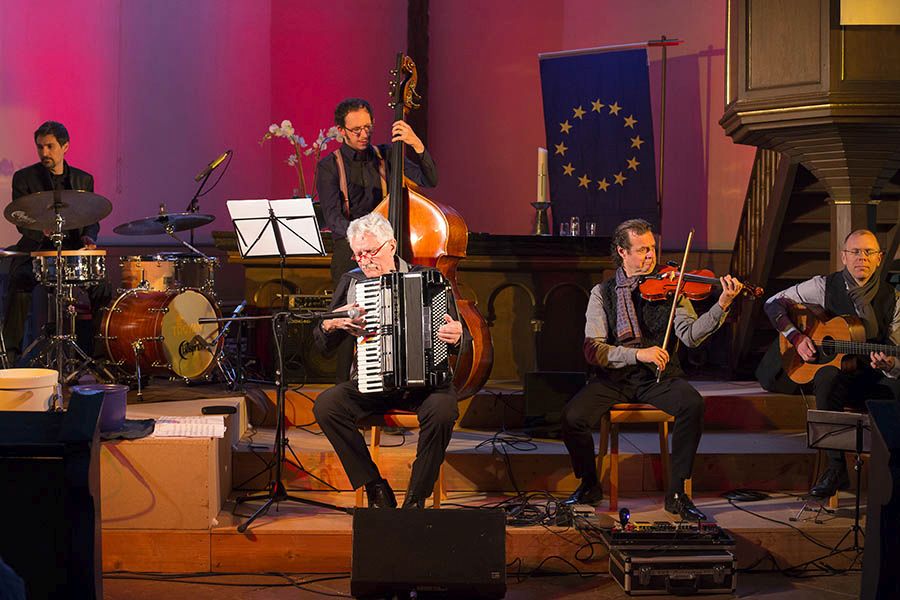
[375,52,493,399]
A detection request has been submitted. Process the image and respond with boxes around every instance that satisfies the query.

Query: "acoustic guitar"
[780,304,899,384]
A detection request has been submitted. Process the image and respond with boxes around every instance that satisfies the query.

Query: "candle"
[537,147,548,202]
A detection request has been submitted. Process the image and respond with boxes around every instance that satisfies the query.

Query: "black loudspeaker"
[351,508,506,599]
[862,400,900,600]
[524,371,587,433]
[0,393,103,600]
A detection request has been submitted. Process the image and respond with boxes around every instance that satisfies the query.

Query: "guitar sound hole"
[816,336,837,364]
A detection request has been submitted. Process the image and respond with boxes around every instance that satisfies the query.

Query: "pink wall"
[429,0,756,249]
[0,1,754,250]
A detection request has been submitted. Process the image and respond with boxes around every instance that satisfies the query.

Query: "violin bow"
[656,228,694,383]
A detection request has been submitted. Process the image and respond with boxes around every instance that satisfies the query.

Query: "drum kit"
[2,190,232,397]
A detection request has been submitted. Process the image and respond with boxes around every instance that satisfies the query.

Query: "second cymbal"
[113,212,215,236]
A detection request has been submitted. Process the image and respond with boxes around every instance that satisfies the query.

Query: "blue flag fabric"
[539,48,659,237]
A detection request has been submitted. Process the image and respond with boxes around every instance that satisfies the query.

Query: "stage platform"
[100,379,867,578]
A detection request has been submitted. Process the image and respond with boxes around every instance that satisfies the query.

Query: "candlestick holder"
[531,201,551,236]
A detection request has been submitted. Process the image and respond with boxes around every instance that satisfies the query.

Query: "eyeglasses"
[842,249,883,257]
[352,239,391,261]
[343,124,373,137]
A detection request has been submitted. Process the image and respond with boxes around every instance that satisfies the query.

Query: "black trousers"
[313,381,458,497]
[329,237,357,383]
[561,374,705,495]
[813,365,900,468]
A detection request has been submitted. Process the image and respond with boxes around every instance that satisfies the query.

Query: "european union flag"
[539,48,658,237]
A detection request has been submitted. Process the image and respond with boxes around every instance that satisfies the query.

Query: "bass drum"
[101,289,221,380]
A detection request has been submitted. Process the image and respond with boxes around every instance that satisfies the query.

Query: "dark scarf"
[614,267,643,347]
[842,267,880,338]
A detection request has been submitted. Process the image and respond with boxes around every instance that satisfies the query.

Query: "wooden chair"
[354,409,447,508]
[597,403,692,511]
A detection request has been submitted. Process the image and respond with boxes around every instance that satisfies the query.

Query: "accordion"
[355,270,453,394]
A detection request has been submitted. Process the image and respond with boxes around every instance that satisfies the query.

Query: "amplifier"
[609,548,737,596]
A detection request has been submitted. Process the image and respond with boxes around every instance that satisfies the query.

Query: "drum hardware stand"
[24,211,114,402]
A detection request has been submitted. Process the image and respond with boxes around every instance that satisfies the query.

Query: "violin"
[638,265,764,302]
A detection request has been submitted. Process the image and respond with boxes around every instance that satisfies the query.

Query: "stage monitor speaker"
[351,508,506,599]
[0,392,103,600]
[862,399,900,600]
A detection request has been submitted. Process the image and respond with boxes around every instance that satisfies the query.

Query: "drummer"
[4,121,110,361]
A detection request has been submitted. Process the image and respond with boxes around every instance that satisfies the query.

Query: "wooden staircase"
[728,150,900,377]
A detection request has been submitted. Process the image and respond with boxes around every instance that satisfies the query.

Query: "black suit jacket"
[10,161,99,251]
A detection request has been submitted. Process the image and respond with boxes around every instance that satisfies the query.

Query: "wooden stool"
[597,403,692,511]
[354,409,447,508]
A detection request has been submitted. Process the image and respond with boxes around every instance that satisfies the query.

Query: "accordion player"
[356,270,454,393]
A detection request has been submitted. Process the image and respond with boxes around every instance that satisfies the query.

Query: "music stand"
[792,409,869,569]
[225,198,347,531]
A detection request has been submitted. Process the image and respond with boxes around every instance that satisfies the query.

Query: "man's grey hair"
[347,212,394,245]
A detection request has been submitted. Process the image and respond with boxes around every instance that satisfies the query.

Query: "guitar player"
[764,229,900,499]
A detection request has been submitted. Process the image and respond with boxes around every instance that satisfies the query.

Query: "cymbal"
[5,190,112,231]
[113,212,215,236]
[0,249,28,257]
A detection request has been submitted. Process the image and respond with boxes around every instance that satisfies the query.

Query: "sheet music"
[151,415,227,438]
[226,197,324,258]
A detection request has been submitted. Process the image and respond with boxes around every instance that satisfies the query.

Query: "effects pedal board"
[601,520,735,551]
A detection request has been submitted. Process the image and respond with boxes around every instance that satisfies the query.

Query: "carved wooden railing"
[728,148,797,373]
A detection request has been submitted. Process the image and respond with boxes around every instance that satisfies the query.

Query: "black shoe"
[809,467,850,499]
[365,478,397,508]
[665,492,707,521]
[562,480,604,506]
[401,494,425,509]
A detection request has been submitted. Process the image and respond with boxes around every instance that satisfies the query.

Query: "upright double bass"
[375,53,493,399]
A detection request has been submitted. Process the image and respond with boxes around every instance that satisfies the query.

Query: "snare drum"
[120,252,217,294]
[31,250,106,286]
[100,288,222,381]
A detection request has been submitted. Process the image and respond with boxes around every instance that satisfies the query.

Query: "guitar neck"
[818,339,900,356]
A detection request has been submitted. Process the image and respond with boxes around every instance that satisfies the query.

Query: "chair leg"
[355,486,365,508]
[432,463,445,508]
[597,415,610,488]
[829,492,839,509]
[610,423,619,511]
[659,421,671,493]
[685,477,693,498]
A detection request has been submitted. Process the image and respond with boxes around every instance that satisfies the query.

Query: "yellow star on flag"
[608,101,621,115]
[562,162,575,176]
[630,135,644,149]
[597,178,610,191]
[578,174,591,188]
[623,114,637,129]
[591,99,604,112]
[614,171,627,186]
[627,157,640,171]
[573,106,586,119]
[559,120,572,134]
[554,141,568,156]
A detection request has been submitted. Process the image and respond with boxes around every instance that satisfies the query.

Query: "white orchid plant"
[260,119,343,198]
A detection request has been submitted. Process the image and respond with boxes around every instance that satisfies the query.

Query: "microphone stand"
[185,170,212,247]
[200,311,352,532]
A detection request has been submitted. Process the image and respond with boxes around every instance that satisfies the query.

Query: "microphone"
[297,307,363,320]
[194,149,232,182]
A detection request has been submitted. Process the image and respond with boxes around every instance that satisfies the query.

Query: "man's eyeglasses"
[352,239,390,261]
[344,124,373,137]
[842,249,883,257]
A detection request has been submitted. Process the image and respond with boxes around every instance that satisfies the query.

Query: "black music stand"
[225,199,347,531]
[792,409,869,569]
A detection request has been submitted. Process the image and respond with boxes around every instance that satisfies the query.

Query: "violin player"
[560,218,743,520]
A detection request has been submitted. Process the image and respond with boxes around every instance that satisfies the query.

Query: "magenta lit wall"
[1,1,754,251]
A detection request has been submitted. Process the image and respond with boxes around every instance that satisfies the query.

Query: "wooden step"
[102,491,865,575]
[232,428,821,495]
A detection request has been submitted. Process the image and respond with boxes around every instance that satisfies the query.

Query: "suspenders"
[332,146,389,218]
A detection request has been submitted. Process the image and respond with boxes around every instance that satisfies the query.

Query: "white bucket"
[0,368,58,411]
